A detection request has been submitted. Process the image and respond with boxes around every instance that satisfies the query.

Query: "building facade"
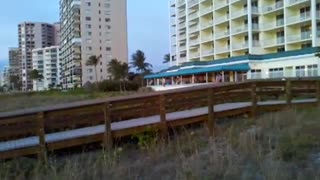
[18,22,59,91]
[32,46,61,91]
[59,0,128,89]
[8,47,20,77]
[0,66,10,88]
[169,0,320,66]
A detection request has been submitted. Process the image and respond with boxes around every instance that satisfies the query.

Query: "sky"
[0,0,170,72]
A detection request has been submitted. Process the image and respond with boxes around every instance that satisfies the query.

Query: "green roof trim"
[145,63,250,79]
[145,47,320,79]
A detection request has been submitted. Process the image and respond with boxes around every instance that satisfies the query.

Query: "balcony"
[231,26,248,35]
[189,25,200,33]
[286,13,311,25]
[201,34,214,42]
[287,0,309,6]
[215,31,229,39]
[201,20,213,29]
[190,52,200,59]
[179,9,186,17]
[215,45,230,53]
[189,12,199,20]
[202,49,214,56]
[71,38,81,46]
[263,1,283,14]
[178,0,185,6]
[287,31,312,43]
[188,0,199,8]
[200,6,213,16]
[262,20,284,31]
[231,8,247,19]
[180,33,187,39]
[232,42,248,50]
[189,38,200,46]
[214,0,228,10]
[71,0,81,9]
[179,45,187,51]
[214,15,228,24]
[263,37,284,47]
[179,22,186,29]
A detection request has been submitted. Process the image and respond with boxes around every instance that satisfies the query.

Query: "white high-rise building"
[60,0,128,89]
[32,46,61,91]
[169,0,320,66]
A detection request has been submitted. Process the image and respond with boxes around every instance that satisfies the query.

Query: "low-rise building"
[32,46,61,91]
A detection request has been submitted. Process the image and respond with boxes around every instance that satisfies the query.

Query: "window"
[296,66,305,77]
[106,47,111,51]
[307,64,318,77]
[85,17,91,21]
[86,2,91,6]
[269,68,284,78]
[276,14,284,26]
[251,69,262,79]
[85,24,91,29]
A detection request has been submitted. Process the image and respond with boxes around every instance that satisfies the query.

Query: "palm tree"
[131,50,153,86]
[86,55,100,82]
[29,69,43,91]
[108,59,129,91]
[131,50,152,74]
[163,53,170,64]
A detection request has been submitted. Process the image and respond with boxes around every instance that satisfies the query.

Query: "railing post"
[207,88,215,136]
[37,112,47,163]
[316,81,320,106]
[159,94,168,140]
[251,82,257,119]
[103,102,113,150]
[286,79,292,106]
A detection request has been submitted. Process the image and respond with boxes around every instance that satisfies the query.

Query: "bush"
[97,80,139,92]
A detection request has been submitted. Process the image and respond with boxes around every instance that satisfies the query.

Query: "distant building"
[18,22,60,91]
[32,46,61,91]
[59,0,128,89]
[8,47,20,77]
[0,66,10,88]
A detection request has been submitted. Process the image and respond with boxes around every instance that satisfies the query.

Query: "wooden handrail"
[0,78,320,160]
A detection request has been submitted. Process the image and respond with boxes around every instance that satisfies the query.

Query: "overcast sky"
[0,0,170,71]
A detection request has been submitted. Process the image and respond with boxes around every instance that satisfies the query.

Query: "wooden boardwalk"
[0,79,319,160]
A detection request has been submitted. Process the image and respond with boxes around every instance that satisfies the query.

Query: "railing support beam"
[37,112,47,163]
[159,94,168,140]
[251,82,257,119]
[103,102,113,150]
[207,88,215,136]
[286,79,292,106]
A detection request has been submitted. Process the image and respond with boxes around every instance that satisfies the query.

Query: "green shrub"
[97,80,139,92]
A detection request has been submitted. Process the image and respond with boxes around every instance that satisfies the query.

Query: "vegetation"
[1,107,320,179]
[9,75,22,91]
[86,55,100,82]
[107,59,129,91]
[163,53,170,64]
[29,69,44,91]
[130,50,153,86]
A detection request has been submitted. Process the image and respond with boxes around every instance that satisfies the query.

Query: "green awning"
[145,63,250,79]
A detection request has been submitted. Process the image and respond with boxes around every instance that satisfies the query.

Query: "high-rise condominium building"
[8,47,20,76]
[60,0,128,89]
[18,22,59,91]
[32,46,61,91]
[169,0,320,66]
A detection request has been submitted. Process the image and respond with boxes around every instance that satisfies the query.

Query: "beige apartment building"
[18,22,59,91]
[169,0,320,66]
[60,0,128,89]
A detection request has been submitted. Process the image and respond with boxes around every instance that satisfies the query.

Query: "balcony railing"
[215,31,229,39]
[189,39,200,46]
[179,10,186,17]
[231,8,247,19]
[201,20,213,29]
[263,37,284,47]
[215,0,228,10]
[215,46,230,53]
[190,52,200,59]
[232,42,248,50]
[201,34,214,42]
[178,0,185,6]
[232,26,248,34]
[287,13,311,24]
[262,20,284,30]
[188,0,199,7]
[200,6,213,16]
[287,0,309,6]
[189,25,200,33]
[287,32,312,42]
[214,15,228,24]
[189,12,199,19]
[202,49,214,56]
[263,1,283,13]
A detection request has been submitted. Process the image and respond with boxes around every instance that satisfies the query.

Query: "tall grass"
[1,107,320,179]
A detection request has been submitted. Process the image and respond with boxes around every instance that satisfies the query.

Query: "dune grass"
[0,89,135,113]
[0,107,320,180]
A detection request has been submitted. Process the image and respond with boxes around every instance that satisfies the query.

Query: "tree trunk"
[95,65,98,89]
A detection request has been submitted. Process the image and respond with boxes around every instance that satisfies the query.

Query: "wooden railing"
[0,78,320,160]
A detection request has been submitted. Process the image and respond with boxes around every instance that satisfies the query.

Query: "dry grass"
[0,90,135,112]
[1,107,320,179]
